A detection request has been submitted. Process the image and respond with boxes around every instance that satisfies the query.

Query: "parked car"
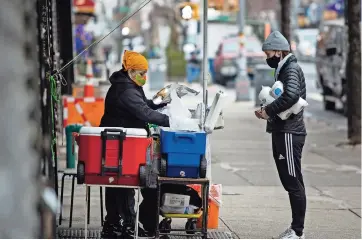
[315,19,347,114]
[213,35,265,86]
[291,28,318,62]
[213,37,240,86]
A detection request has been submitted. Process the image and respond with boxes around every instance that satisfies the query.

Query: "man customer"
[255,31,307,239]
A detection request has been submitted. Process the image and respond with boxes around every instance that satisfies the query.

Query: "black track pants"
[105,187,136,225]
[272,132,306,236]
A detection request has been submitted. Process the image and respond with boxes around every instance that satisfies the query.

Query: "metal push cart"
[155,177,210,239]
[151,0,212,235]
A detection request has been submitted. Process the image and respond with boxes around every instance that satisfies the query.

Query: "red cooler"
[76,127,152,186]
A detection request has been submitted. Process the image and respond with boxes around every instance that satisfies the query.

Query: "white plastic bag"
[169,89,191,119]
[167,89,200,131]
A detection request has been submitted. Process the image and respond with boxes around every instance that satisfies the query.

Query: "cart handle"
[174,132,196,142]
[102,128,125,134]
[100,129,126,177]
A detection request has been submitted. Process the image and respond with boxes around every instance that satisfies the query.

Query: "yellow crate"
[162,211,202,219]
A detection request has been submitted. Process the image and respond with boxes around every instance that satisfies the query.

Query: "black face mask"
[266,55,280,69]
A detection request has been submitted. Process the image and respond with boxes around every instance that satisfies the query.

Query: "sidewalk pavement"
[57,83,361,239]
[211,101,361,239]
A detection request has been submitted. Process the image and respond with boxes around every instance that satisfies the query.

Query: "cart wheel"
[159,158,167,176]
[199,156,207,178]
[139,165,146,187]
[159,218,171,233]
[185,219,197,234]
[77,162,85,184]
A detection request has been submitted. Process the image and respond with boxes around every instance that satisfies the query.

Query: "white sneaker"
[275,227,305,239]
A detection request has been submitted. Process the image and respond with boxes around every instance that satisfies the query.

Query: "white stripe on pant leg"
[285,133,291,175]
[289,134,296,177]
[287,133,293,176]
[290,134,296,177]
[287,134,295,177]
[288,133,294,176]
[286,133,293,176]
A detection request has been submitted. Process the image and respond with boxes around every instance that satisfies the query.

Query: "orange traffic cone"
[84,59,94,97]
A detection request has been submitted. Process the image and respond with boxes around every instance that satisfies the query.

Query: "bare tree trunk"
[347,0,361,144]
[280,0,291,42]
[151,3,182,48]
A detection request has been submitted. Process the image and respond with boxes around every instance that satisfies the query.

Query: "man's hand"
[254,109,263,119]
[261,109,269,120]
[254,109,269,120]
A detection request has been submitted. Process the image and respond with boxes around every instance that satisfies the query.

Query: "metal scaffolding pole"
[201,0,208,129]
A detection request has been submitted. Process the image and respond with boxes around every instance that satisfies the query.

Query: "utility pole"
[116,0,124,63]
[235,0,251,102]
[237,0,245,35]
[201,0,208,128]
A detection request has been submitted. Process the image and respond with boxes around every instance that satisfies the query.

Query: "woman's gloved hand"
[157,102,168,108]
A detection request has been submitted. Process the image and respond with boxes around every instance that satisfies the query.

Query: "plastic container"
[160,205,199,214]
[196,199,220,229]
[190,184,222,229]
[160,129,206,178]
[77,127,152,186]
[161,129,206,154]
[163,193,190,207]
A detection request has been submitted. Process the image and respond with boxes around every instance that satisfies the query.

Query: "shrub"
[166,44,186,77]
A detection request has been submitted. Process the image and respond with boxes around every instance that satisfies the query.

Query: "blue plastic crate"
[160,129,206,178]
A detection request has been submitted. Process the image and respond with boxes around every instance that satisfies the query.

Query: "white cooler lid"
[79,127,148,137]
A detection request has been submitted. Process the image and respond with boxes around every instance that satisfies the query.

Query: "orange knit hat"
[122,50,148,71]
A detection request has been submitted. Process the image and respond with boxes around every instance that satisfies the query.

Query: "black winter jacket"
[264,55,307,135]
[99,70,169,131]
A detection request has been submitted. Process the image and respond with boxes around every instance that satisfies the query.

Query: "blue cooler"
[160,129,207,178]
